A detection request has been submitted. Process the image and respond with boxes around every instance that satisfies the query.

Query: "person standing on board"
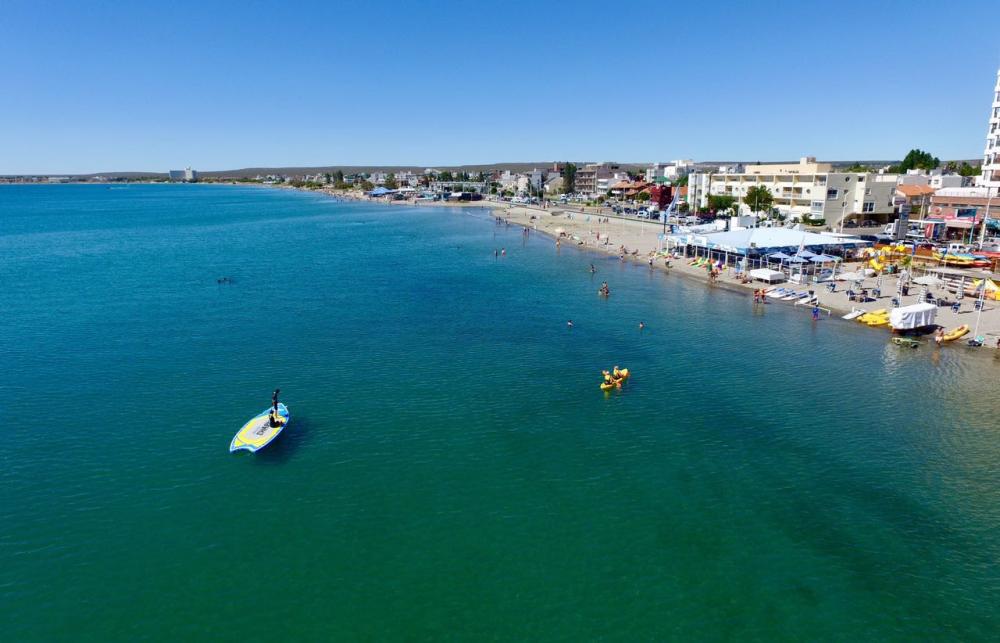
[272,389,280,412]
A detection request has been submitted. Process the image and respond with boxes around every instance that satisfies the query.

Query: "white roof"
[670,228,868,254]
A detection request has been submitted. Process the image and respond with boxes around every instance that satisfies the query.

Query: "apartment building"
[708,157,897,224]
[575,162,619,196]
[979,68,1000,190]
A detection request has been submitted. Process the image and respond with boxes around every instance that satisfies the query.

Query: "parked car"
[844,220,858,228]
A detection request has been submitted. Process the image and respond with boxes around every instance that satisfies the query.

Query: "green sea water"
[2,184,998,641]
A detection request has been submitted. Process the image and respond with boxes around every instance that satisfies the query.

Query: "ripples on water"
[1,185,998,640]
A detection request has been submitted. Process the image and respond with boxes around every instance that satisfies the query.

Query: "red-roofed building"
[895,184,936,215]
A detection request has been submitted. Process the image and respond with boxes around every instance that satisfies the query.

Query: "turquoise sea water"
[2,184,999,640]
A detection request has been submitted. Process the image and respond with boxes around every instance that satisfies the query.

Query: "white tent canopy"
[668,228,869,256]
[889,303,937,330]
[749,268,786,283]
[913,275,946,287]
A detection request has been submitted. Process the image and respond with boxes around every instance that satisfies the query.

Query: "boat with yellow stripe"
[230,403,290,453]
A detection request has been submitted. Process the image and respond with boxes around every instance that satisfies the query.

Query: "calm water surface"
[2,184,998,640]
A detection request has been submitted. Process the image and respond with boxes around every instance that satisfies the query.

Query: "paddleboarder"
[271,388,280,412]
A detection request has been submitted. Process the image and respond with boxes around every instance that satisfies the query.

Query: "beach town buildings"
[897,168,965,190]
[168,167,198,182]
[705,157,897,225]
[645,160,693,183]
[979,68,1000,191]
[895,184,936,216]
[575,163,620,196]
[924,68,1000,236]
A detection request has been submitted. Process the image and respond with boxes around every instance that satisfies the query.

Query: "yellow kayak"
[230,403,290,453]
[857,309,887,324]
[942,325,970,342]
[600,368,630,391]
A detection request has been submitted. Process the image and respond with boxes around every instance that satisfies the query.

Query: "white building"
[687,172,711,210]
[645,160,695,183]
[168,167,198,182]
[528,168,545,191]
[498,171,519,191]
[708,157,897,224]
[979,68,1000,190]
[898,169,964,190]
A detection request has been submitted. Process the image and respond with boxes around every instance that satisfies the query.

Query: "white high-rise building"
[979,68,1000,190]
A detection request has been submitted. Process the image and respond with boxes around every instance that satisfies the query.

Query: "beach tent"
[913,275,946,287]
[749,268,785,283]
[889,302,937,330]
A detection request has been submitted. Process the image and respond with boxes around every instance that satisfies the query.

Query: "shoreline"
[294,185,1000,350]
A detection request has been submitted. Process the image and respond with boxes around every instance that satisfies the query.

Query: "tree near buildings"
[890,149,940,173]
[384,173,398,189]
[959,162,980,177]
[744,185,773,215]
[707,195,736,214]
[563,162,577,194]
[439,171,454,182]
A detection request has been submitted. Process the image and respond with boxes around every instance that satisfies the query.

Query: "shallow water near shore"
[2,184,999,640]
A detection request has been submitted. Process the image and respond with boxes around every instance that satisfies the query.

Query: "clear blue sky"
[3,0,999,174]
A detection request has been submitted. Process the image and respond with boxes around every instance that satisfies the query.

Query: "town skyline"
[5,0,1000,175]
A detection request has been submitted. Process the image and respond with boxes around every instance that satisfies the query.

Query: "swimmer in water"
[639,321,645,331]
[567,320,573,328]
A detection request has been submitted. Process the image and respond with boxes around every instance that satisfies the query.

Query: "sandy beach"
[493,202,1000,347]
[305,187,1000,348]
